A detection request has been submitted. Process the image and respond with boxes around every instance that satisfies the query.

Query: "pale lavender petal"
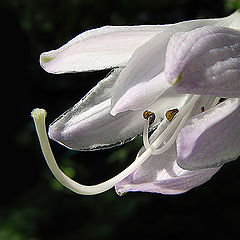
[48,69,144,150]
[40,25,166,74]
[165,26,240,97]
[177,98,240,170]
[110,12,240,115]
[40,11,240,75]
[49,70,189,151]
[115,143,220,195]
[110,73,171,115]
[220,10,240,29]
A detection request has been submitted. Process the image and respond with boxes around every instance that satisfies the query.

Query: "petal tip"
[48,123,62,143]
[110,108,117,117]
[116,189,128,196]
[115,184,129,196]
[172,73,183,85]
[39,52,58,74]
[110,100,126,116]
[40,54,55,63]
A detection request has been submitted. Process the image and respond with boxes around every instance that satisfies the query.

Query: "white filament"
[151,105,194,155]
[143,117,151,149]
[142,95,200,155]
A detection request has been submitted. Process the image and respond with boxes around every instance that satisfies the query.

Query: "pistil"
[32,108,160,195]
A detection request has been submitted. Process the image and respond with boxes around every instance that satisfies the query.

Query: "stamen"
[143,110,156,151]
[152,106,193,155]
[146,95,200,156]
[143,110,155,125]
[165,108,179,122]
[143,117,151,149]
[31,108,154,195]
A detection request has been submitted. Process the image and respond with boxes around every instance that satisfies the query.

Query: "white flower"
[32,11,240,195]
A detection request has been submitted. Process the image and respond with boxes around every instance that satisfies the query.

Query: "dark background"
[1,0,240,239]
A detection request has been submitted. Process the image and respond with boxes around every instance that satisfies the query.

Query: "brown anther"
[143,110,156,125]
[165,108,179,122]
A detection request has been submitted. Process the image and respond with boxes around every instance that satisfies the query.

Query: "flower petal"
[165,26,240,97]
[48,68,139,150]
[110,72,171,115]
[219,10,240,29]
[111,11,240,115]
[116,144,219,195]
[40,25,167,74]
[177,98,240,170]
[48,68,150,150]
[49,70,189,151]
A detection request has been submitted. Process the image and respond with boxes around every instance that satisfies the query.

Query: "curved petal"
[218,10,240,29]
[48,68,139,150]
[48,68,150,150]
[115,144,219,195]
[49,72,189,151]
[40,11,240,75]
[177,98,240,170]
[110,72,171,115]
[40,25,167,74]
[165,26,240,97]
[110,11,240,115]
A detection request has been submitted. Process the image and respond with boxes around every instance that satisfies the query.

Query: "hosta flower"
[32,11,240,195]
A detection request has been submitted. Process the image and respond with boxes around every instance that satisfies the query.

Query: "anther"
[165,108,179,122]
[143,110,156,125]
[201,106,205,113]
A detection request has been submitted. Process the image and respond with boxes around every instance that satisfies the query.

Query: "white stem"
[31,108,154,195]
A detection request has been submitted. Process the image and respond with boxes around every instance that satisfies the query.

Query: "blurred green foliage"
[225,0,240,10]
[1,0,240,239]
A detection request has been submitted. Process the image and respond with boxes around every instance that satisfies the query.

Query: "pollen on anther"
[166,109,179,122]
[143,110,156,125]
